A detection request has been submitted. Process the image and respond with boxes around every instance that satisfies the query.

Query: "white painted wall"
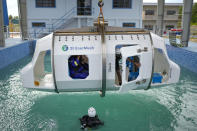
[26,0,143,38]
[101,0,143,27]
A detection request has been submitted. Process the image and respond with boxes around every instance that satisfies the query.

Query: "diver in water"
[79,107,104,130]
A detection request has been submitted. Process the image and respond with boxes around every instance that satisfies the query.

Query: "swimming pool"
[0,55,197,131]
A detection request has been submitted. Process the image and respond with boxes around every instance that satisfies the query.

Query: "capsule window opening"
[126,56,140,82]
[152,48,170,83]
[115,45,123,86]
[33,50,52,86]
[115,53,122,86]
[115,44,138,86]
[68,55,89,79]
[44,50,52,73]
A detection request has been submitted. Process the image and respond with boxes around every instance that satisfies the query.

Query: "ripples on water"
[0,55,197,131]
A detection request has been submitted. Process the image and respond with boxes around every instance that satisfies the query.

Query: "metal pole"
[156,0,165,37]
[18,0,28,40]
[181,0,193,47]
[0,0,5,47]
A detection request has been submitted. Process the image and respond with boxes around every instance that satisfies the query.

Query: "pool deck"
[0,38,24,50]
[165,38,197,53]
[0,38,36,69]
[0,38,197,74]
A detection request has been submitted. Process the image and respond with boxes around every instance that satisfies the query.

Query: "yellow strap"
[74,61,78,66]
[98,0,104,24]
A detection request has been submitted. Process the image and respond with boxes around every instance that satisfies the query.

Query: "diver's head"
[88,107,96,117]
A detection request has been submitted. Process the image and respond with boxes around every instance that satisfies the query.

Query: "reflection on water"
[0,55,197,131]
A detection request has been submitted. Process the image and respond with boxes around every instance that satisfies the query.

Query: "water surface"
[0,55,197,131]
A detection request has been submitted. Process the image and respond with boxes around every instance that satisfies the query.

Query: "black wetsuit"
[79,115,104,130]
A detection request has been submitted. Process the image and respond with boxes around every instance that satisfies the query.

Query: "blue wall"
[166,45,197,74]
[0,40,36,69]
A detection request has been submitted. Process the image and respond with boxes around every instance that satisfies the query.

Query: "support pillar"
[156,0,165,37]
[0,0,5,47]
[18,0,28,40]
[181,0,193,47]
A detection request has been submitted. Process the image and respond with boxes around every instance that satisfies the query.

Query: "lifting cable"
[97,0,105,43]
[98,0,105,25]
[97,0,106,97]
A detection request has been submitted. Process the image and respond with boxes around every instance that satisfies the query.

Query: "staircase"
[30,7,77,39]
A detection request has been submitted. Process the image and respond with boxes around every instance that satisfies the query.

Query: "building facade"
[26,0,143,38]
[143,3,182,34]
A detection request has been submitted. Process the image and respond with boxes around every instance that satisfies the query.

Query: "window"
[36,0,56,8]
[32,22,46,28]
[123,23,136,28]
[68,55,89,79]
[167,10,176,15]
[145,10,154,15]
[144,25,153,30]
[77,0,92,16]
[166,25,174,30]
[126,56,140,82]
[113,0,132,8]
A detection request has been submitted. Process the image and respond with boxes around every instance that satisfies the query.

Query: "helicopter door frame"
[119,46,152,92]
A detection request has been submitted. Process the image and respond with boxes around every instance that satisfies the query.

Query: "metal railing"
[30,7,77,39]
[29,7,95,39]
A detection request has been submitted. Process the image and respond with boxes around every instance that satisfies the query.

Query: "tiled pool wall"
[0,41,197,74]
[0,40,36,69]
[166,45,197,74]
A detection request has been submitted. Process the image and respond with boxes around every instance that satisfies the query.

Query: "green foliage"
[14,16,19,19]
[178,6,182,20]
[177,6,183,28]
[8,15,13,20]
[8,15,19,21]
[192,3,197,24]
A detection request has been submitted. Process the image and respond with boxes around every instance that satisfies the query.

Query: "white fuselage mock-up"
[21,27,180,93]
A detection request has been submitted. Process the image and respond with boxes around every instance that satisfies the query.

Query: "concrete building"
[26,0,143,38]
[143,3,182,34]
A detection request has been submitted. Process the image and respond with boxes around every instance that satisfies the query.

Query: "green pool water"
[0,55,197,131]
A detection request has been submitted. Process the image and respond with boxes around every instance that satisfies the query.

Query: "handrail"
[50,7,77,27]
[29,6,95,39]
[32,7,77,38]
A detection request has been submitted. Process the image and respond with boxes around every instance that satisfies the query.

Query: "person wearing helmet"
[126,56,141,81]
[69,55,89,79]
[79,107,104,130]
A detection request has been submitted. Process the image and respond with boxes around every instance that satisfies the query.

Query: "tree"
[177,6,183,28]
[14,16,19,19]
[191,3,197,23]
[9,15,13,20]
[178,6,182,20]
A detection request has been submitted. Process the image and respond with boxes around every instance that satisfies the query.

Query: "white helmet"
[88,107,96,117]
